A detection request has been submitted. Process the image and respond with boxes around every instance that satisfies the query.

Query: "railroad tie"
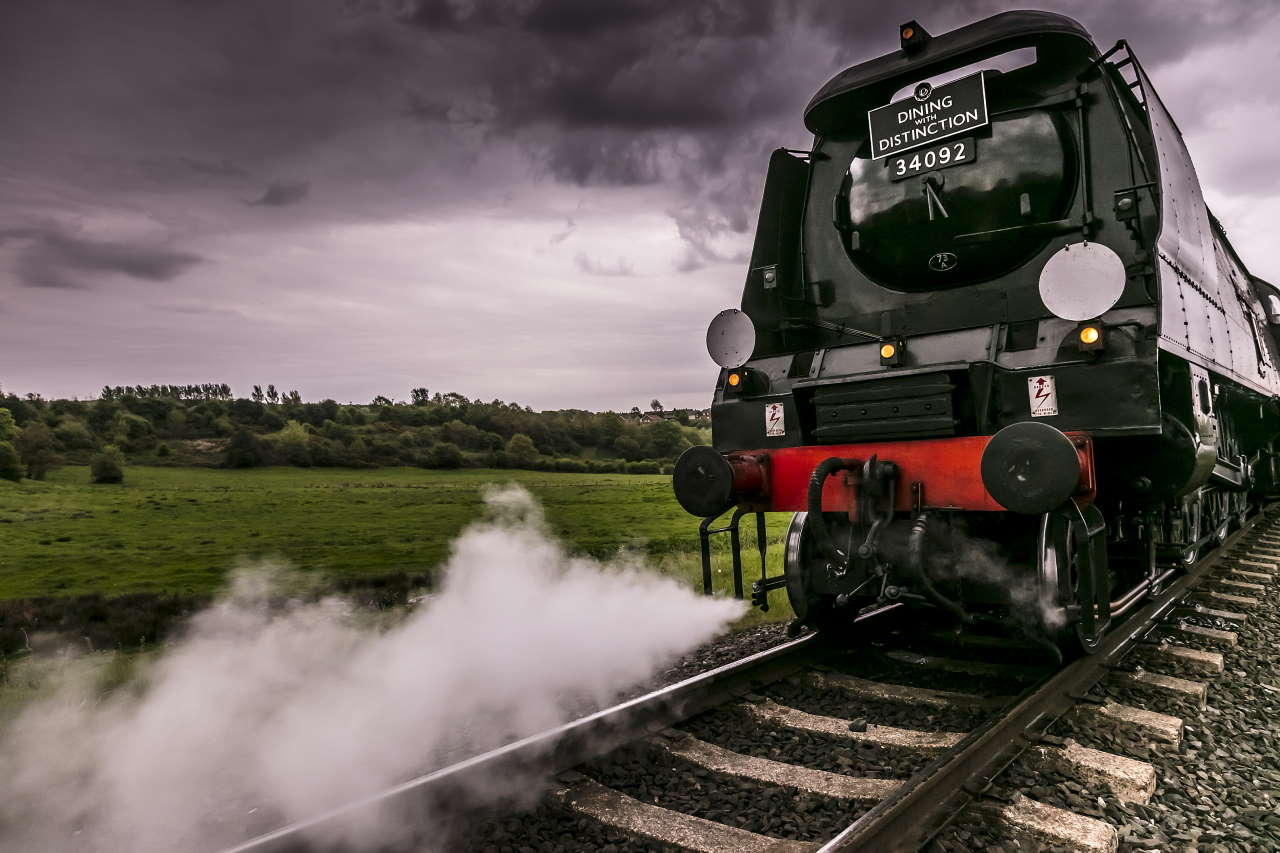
[1175,604,1248,624]
[1071,701,1183,748]
[1194,589,1260,609]
[650,730,901,802]
[1172,622,1238,647]
[1143,643,1225,675]
[1028,739,1156,803]
[1110,669,1207,708]
[1220,567,1273,583]
[740,697,965,752]
[801,669,1010,710]
[1214,577,1267,595]
[1236,557,1279,572]
[983,794,1118,853]
[551,775,818,853]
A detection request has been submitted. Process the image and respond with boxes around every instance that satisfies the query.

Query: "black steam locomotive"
[672,11,1280,652]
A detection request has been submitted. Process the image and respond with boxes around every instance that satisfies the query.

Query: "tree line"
[0,385,709,482]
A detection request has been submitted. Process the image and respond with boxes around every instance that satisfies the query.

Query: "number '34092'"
[888,139,972,180]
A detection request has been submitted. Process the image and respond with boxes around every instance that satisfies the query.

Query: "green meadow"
[0,466,794,621]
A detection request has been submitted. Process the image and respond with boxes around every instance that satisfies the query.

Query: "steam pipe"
[806,457,859,560]
[1109,568,1178,617]
[904,513,971,625]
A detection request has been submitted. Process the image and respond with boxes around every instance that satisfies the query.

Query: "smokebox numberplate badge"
[868,71,989,160]
[1028,375,1058,417]
[764,403,785,436]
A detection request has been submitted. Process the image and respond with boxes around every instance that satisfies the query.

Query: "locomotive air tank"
[673,11,1280,653]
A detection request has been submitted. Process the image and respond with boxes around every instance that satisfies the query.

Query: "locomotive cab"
[674,11,1280,654]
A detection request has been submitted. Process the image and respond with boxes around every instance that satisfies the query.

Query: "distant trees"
[0,410,17,443]
[90,446,125,484]
[3,383,708,476]
[0,441,20,482]
[16,422,60,480]
[99,383,232,401]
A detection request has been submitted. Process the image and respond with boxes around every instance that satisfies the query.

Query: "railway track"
[217,506,1280,853]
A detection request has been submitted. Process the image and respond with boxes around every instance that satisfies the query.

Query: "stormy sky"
[2,1,1278,411]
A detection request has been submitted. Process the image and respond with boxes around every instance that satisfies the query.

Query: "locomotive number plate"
[886,138,974,181]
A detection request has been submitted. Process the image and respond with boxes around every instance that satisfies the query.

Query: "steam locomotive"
[672,11,1280,653]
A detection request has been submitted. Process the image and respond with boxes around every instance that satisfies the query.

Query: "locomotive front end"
[671,11,1280,653]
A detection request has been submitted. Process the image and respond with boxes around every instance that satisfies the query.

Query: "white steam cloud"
[0,484,744,852]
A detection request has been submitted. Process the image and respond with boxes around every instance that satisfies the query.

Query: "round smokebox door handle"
[980,422,1081,515]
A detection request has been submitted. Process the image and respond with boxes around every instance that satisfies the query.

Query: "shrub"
[625,460,660,474]
[0,441,20,482]
[156,442,171,458]
[612,435,643,461]
[275,419,312,466]
[90,446,125,484]
[53,417,95,450]
[112,411,156,451]
[554,457,588,473]
[430,442,464,469]
[505,433,540,468]
[224,429,266,468]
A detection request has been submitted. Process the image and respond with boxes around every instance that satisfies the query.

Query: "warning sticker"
[765,403,785,437]
[1028,375,1058,417]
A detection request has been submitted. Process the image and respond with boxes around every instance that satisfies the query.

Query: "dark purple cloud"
[2,226,202,289]
[245,180,311,207]
[0,0,1277,407]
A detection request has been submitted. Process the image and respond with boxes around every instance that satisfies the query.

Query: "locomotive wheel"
[1038,508,1103,654]
[783,512,867,638]
[1181,499,1203,566]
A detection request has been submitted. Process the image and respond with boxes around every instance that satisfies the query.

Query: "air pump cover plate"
[980,421,1081,514]
[707,308,756,369]
[1038,241,1126,322]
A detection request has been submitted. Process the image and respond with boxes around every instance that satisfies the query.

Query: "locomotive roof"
[804,10,1096,133]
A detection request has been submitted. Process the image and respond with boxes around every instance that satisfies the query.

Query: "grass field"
[0,467,795,621]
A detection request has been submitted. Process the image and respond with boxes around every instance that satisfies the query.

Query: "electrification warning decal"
[1028,375,1058,417]
[765,403,785,437]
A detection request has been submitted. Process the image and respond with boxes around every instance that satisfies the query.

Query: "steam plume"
[0,484,743,851]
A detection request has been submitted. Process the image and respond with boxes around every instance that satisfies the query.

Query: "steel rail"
[816,508,1272,853]
[214,608,916,853]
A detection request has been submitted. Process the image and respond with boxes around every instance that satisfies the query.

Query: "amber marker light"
[1076,322,1105,352]
[880,339,905,366]
[727,371,742,388]
[901,27,914,39]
